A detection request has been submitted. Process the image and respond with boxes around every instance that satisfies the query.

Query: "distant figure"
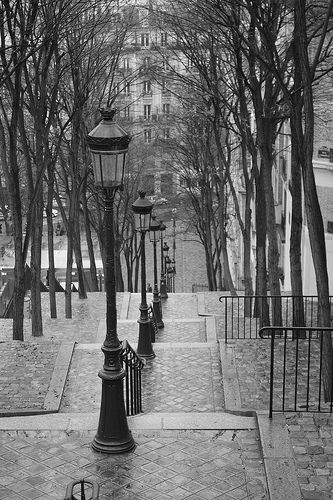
[147,283,152,292]
[55,222,61,236]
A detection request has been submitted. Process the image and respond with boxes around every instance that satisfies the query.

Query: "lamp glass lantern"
[159,221,166,238]
[86,108,131,189]
[163,242,169,254]
[149,215,161,243]
[132,192,153,231]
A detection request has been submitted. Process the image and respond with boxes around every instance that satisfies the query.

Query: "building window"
[144,129,152,143]
[143,80,151,94]
[163,128,170,139]
[161,173,173,196]
[144,104,151,120]
[163,103,170,115]
[328,221,333,233]
[186,57,194,70]
[123,106,130,118]
[141,33,149,46]
[161,32,168,46]
[162,56,169,71]
[142,174,155,196]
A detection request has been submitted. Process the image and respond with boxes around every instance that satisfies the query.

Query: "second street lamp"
[86,108,135,454]
[159,222,168,299]
[161,239,169,299]
[149,215,164,328]
[132,191,155,359]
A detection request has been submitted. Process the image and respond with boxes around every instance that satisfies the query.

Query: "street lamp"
[132,191,155,359]
[165,254,171,292]
[86,108,135,454]
[159,222,168,299]
[169,258,176,293]
[172,208,177,292]
[149,215,164,328]
[163,242,170,294]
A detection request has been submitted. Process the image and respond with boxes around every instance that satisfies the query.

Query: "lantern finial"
[99,108,117,121]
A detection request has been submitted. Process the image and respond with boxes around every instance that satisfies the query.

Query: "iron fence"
[121,340,145,416]
[260,326,333,418]
[0,279,14,317]
[219,295,333,343]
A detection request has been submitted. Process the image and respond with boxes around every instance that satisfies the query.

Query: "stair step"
[0,412,257,431]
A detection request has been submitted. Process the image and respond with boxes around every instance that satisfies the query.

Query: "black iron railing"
[0,279,14,317]
[220,295,333,343]
[260,326,333,418]
[121,340,145,416]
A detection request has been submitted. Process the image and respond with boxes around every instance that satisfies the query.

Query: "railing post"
[225,297,228,343]
[269,328,275,419]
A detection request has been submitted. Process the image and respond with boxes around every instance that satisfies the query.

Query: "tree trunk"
[289,111,305,331]
[82,190,99,292]
[254,167,269,326]
[30,198,43,336]
[294,0,332,400]
[47,165,57,318]
[261,141,282,326]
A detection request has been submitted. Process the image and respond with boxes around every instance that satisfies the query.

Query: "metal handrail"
[121,340,145,416]
[261,326,333,418]
[219,295,333,343]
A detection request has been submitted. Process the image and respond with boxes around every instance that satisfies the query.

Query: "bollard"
[64,479,99,500]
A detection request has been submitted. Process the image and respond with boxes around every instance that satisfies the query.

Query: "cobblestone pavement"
[286,413,333,499]
[0,342,60,412]
[0,428,266,500]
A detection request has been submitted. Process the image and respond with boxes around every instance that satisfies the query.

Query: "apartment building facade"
[114,2,183,202]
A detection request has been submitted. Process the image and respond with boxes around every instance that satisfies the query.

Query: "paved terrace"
[0,292,330,499]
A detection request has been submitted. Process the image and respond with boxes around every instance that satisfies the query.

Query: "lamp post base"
[92,433,135,454]
[92,350,136,455]
[152,298,164,329]
[160,275,168,299]
[137,319,155,359]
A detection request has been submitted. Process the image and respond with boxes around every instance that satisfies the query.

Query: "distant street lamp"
[163,242,170,293]
[159,222,168,299]
[165,254,171,292]
[149,215,164,328]
[169,258,176,293]
[86,108,135,454]
[172,208,177,292]
[132,191,155,359]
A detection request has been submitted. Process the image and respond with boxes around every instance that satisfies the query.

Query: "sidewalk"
[0,292,326,499]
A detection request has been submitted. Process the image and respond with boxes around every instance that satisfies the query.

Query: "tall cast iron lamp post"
[132,191,155,359]
[86,108,135,454]
[172,208,177,292]
[160,233,168,299]
[149,215,164,328]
